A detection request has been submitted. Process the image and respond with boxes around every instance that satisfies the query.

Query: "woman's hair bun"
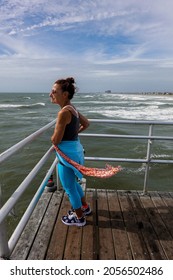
[66,77,75,84]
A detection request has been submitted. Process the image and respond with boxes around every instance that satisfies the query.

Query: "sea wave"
[0,103,45,109]
[93,106,173,121]
[151,153,171,159]
[125,165,146,174]
[23,96,31,100]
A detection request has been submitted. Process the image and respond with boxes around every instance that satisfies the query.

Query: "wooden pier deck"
[11,189,173,260]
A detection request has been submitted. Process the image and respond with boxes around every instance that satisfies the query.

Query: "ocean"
[0,92,173,236]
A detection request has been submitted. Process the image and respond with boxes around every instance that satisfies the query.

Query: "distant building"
[105,90,111,93]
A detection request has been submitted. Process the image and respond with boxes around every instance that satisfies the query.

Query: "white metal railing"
[0,120,57,258]
[8,157,58,254]
[0,118,173,259]
[0,119,56,164]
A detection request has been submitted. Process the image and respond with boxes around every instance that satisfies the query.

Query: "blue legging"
[58,162,84,209]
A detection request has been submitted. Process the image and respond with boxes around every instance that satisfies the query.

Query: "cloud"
[0,0,173,92]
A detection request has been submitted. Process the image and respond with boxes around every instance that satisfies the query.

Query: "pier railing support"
[0,222,10,259]
[0,185,10,259]
[56,163,62,191]
[143,124,153,194]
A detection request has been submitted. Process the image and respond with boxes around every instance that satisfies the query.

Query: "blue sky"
[0,0,173,93]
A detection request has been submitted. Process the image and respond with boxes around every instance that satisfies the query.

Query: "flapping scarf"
[53,144,121,178]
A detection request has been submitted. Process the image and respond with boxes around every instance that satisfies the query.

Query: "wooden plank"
[27,190,63,260]
[107,190,132,259]
[92,189,99,260]
[46,193,69,259]
[63,224,82,260]
[118,191,149,260]
[150,192,173,259]
[169,192,173,198]
[81,190,96,260]
[158,192,173,217]
[63,186,90,260]
[151,191,173,236]
[139,192,173,260]
[97,190,115,260]
[129,191,166,259]
[10,192,52,260]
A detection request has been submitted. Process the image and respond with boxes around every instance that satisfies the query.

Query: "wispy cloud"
[0,0,173,92]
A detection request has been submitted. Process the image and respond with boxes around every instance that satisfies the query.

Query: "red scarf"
[54,145,121,178]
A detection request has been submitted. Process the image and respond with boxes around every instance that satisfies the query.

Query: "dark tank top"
[62,106,79,141]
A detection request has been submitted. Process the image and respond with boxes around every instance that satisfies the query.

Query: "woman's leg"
[58,163,84,217]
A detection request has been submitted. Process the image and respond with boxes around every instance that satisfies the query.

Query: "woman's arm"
[51,110,71,145]
[78,112,90,133]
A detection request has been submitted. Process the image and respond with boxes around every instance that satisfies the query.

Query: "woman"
[50,77,91,226]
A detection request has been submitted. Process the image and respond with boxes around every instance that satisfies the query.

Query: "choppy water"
[0,92,173,235]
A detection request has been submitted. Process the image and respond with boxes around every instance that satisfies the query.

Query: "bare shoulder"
[62,105,78,117]
[57,109,71,124]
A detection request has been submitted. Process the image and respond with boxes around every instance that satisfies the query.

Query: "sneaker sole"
[61,218,86,227]
[83,209,92,216]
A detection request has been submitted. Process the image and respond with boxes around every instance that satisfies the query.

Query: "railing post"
[56,162,62,190]
[0,184,10,259]
[143,124,153,194]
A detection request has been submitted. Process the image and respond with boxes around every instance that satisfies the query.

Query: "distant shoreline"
[0,91,173,95]
[103,91,173,95]
[141,92,173,95]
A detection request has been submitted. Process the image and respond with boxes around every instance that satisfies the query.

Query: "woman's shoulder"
[62,105,78,117]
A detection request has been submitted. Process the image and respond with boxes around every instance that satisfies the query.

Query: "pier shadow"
[89,206,173,241]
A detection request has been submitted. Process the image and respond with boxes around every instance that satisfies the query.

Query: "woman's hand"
[78,112,90,133]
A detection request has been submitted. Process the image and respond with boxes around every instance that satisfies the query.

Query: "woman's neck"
[60,100,71,108]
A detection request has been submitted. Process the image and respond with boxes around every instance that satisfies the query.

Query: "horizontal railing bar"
[8,157,58,254]
[85,157,146,163]
[0,146,54,225]
[80,133,173,141]
[1,118,173,166]
[88,119,173,125]
[150,159,173,164]
[85,156,173,164]
[0,119,56,164]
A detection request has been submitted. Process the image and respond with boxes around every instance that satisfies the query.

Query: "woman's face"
[49,83,63,105]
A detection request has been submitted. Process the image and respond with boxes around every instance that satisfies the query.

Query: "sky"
[0,0,173,93]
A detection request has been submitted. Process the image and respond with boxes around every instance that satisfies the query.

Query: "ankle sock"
[82,203,88,209]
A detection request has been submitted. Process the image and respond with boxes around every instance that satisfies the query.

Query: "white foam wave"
[84,92,173,120]
[79,94,95,98]
[32,103,45,107]
[75,100,118,104]
[0,103,45,109]
[151,153,171,159]
[23,96,31,100]
[95,106,173,121]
